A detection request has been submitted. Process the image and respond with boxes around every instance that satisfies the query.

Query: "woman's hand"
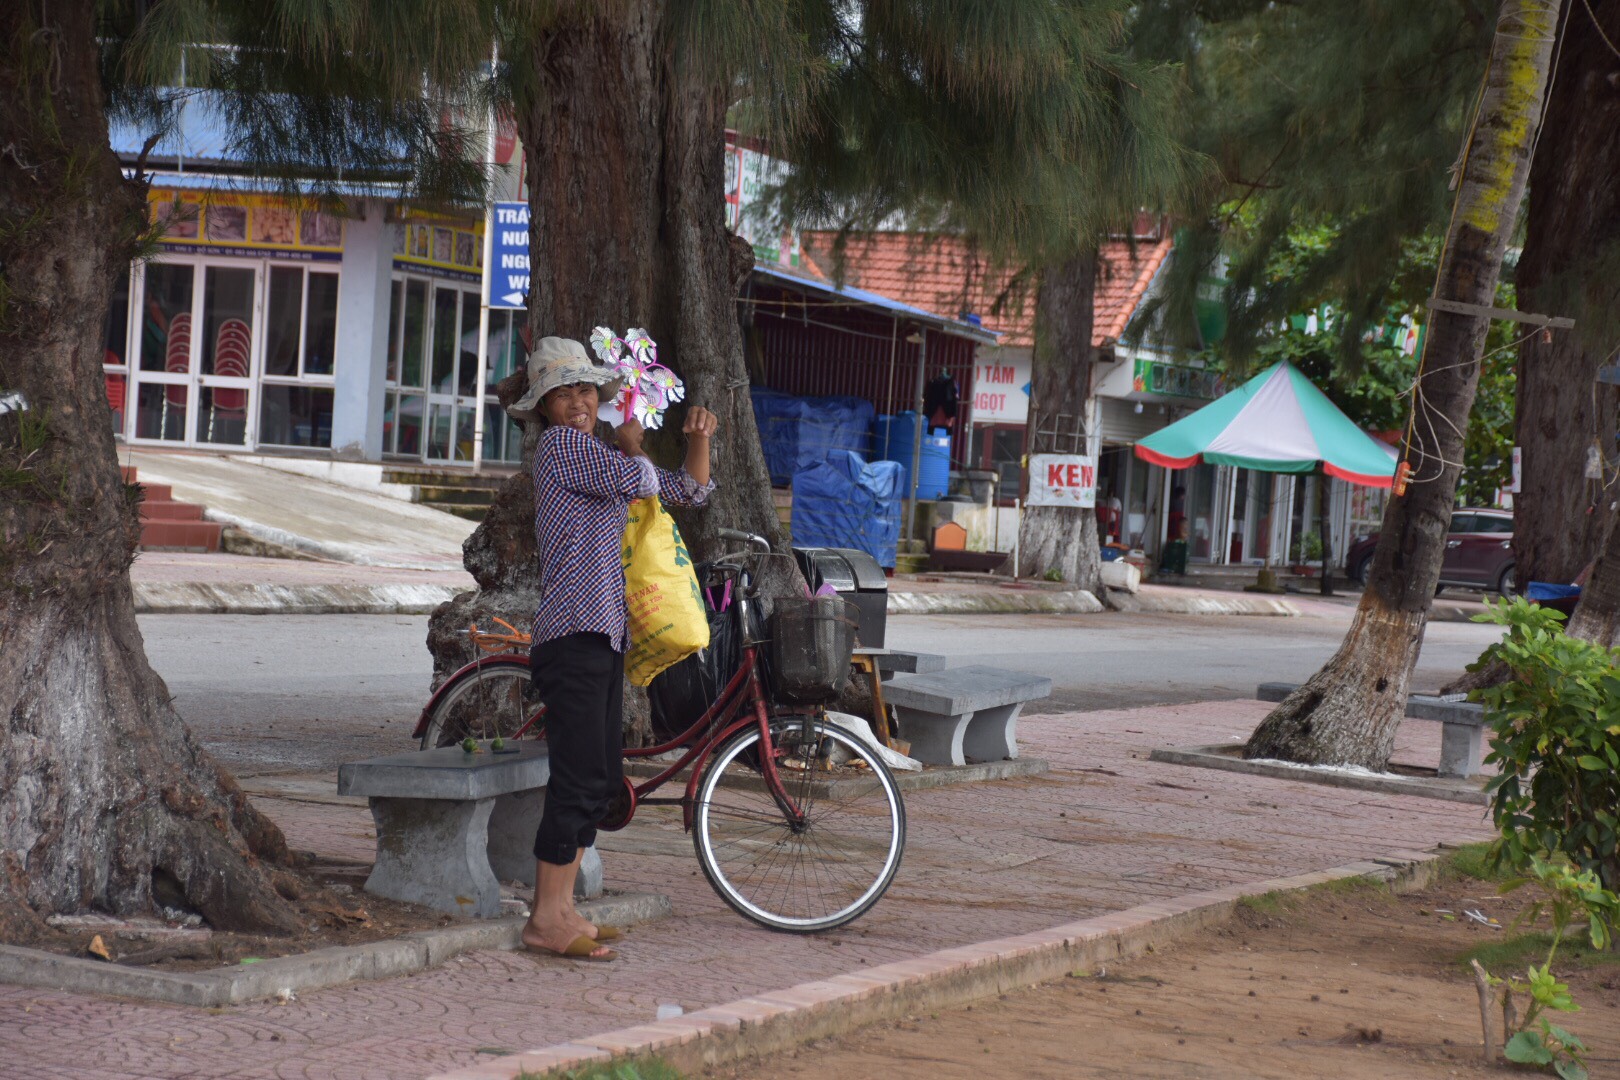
[682,406,717,487]
[683,406,718,440]
[614,418,646,457]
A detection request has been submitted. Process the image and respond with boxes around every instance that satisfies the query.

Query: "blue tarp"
[751,389,876,486]
[791,452,903,568]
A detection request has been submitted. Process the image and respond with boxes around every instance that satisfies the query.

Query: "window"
[258,266,340,448]
[1448,514,1477,534]
[1475,514,1513,534]
[383,274,487,461]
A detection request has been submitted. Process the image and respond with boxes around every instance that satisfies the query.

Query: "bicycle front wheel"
[693,718,905,932]
[420,657,545,749]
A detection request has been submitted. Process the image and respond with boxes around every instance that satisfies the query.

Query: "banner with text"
[970,353,1031,423]
[1028,454,1097,509]
[488,201,530,310]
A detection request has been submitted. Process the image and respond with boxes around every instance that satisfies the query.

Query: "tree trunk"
[426,6,798,729]
[0,0,304,938]
[1246,0,1562,768]
[1566,504,1620,644]
[1319,472,1334,597]
[1511,0,1620,589]
[1017,251,1104,597]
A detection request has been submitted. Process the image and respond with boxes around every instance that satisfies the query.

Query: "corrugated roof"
[751,263,1001,345]
[799,231,1174,349]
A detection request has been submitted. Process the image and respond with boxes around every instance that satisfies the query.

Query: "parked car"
[1345,508,1516,596]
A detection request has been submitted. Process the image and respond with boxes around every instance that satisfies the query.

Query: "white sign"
[1510,446,1522,493]
[971,352,1031,423]
[1028,454,1097,509]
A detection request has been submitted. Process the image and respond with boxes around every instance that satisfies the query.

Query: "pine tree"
[770,1,1202,593]
[0,0,496,938]
[1244,0,1565,768]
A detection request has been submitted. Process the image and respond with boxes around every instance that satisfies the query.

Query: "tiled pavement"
[0,701,1494,1080]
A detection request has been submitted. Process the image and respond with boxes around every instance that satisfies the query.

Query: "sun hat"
[507,336,622,421]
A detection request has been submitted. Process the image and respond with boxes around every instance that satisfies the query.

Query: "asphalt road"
[137,609,1505,777]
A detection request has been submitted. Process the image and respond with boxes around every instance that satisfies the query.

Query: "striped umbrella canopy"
[1134,361,1397,488]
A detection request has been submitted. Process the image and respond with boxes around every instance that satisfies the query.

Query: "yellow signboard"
[149,189,345,255]
[392,209,484,277]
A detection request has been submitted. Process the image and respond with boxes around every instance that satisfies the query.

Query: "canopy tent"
[1134,362,1397,488]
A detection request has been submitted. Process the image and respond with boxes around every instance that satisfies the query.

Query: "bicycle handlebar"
[716,527,771,553]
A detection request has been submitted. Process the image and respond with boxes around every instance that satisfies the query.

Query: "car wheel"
[1496,563,1517,598]
[1351,554,1373,586]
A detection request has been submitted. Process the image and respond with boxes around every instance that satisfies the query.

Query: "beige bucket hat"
[507,336,622,421]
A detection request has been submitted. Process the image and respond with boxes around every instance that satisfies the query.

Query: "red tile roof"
[798,231,1174,349]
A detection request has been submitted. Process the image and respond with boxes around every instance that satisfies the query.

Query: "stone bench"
[336,743,601,918]
[1256,682,1487,778]
[883,665,1053,766]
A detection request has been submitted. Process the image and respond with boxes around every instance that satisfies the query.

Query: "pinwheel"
[588,324,686,430]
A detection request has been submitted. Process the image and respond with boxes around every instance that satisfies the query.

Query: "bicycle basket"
[767,597,858,704]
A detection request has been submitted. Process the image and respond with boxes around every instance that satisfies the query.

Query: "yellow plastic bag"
[621,497,711,685]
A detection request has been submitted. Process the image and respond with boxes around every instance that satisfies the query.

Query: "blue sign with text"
[488,201,529,310]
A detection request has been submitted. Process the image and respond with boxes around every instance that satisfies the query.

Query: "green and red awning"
[1134,362,1397,488]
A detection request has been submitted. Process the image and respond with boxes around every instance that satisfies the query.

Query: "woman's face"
[542,382,599,433]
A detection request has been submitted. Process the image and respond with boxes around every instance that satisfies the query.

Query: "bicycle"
[412,528,907,933]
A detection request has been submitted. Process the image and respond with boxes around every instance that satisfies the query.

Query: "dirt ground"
[718,869,1620,1080]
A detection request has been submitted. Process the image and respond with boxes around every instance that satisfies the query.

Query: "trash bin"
[792,546,889,648]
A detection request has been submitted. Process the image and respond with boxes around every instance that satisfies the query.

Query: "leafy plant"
[1289,531,1323,564]
[1472,599,1620,896]
[1472,855,1619,1078]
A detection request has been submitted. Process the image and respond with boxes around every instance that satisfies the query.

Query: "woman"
[507,336,717,961]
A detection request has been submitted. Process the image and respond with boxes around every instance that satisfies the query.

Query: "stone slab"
[0,890,671,1008]
[1149,742,1489,805]
[622,755,1048,797]
[338,742,551,800]
[883,666,1053,714]
[854,649,948,676]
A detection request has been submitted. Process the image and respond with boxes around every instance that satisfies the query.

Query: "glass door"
[385,275,482,464]
[131,259,260,447]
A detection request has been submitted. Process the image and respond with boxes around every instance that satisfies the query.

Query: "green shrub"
[1472,599,1620,896]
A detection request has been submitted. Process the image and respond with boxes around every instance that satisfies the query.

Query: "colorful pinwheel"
[588,324,685,430]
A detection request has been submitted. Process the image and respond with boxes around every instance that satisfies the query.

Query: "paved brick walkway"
[0,701,1493,1080]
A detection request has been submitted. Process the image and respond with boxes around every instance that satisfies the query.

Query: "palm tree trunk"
[1,0,303,937]
[1017,251,1104,596]
[1246,0,1564,768]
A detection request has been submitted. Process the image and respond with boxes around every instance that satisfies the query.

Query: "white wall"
[330,200,395,460]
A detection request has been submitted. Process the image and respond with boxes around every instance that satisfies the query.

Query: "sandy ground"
[719,870,1620,1080]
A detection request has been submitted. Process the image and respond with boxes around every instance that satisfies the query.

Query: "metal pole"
[470,45,500,474]
[904,327,928,543]
[1013,497,1022,578]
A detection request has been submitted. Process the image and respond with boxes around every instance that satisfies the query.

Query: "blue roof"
[109,91,237,167]
[130,170,405,199]
[751,263,1000,344]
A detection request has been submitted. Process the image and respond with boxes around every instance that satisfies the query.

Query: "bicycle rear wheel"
[420,658,545,749]
[693,718,905,932]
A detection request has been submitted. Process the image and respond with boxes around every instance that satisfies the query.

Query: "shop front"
[107,189,347,454]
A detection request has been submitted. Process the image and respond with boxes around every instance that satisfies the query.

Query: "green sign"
[1132,359,1225,400]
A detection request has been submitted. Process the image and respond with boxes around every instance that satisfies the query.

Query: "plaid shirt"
[532,424,714,652]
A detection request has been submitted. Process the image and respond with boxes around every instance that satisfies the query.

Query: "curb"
[133,581,465,616]
[426,851,1446,1080]
[1148,743,1489,805]
[1107,590,1301,617]
[886,590,1105,616]
[0,891,670,1007]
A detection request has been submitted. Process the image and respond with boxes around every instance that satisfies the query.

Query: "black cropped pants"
[530,632,624,866]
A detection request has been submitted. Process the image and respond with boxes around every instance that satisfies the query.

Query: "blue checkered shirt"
[532,425,714,652]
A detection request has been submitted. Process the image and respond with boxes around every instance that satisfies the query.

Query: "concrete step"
[140,519,223,552]
[382,468,511,491]
[139,499,205,522]
[412,485,499,506]
[423,502,488,522]
[133,481,174,503]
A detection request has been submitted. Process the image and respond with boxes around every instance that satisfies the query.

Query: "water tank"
[874,412,951,501]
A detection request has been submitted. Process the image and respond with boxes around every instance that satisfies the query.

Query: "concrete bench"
[336,743,601,918]
[883,665,1053,766]
[1256,682,1487,778]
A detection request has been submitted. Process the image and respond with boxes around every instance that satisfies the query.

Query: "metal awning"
[751,264,1001,345]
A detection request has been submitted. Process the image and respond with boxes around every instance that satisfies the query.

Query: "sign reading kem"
[489,201,529,310]
[1028,454,1097,509]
